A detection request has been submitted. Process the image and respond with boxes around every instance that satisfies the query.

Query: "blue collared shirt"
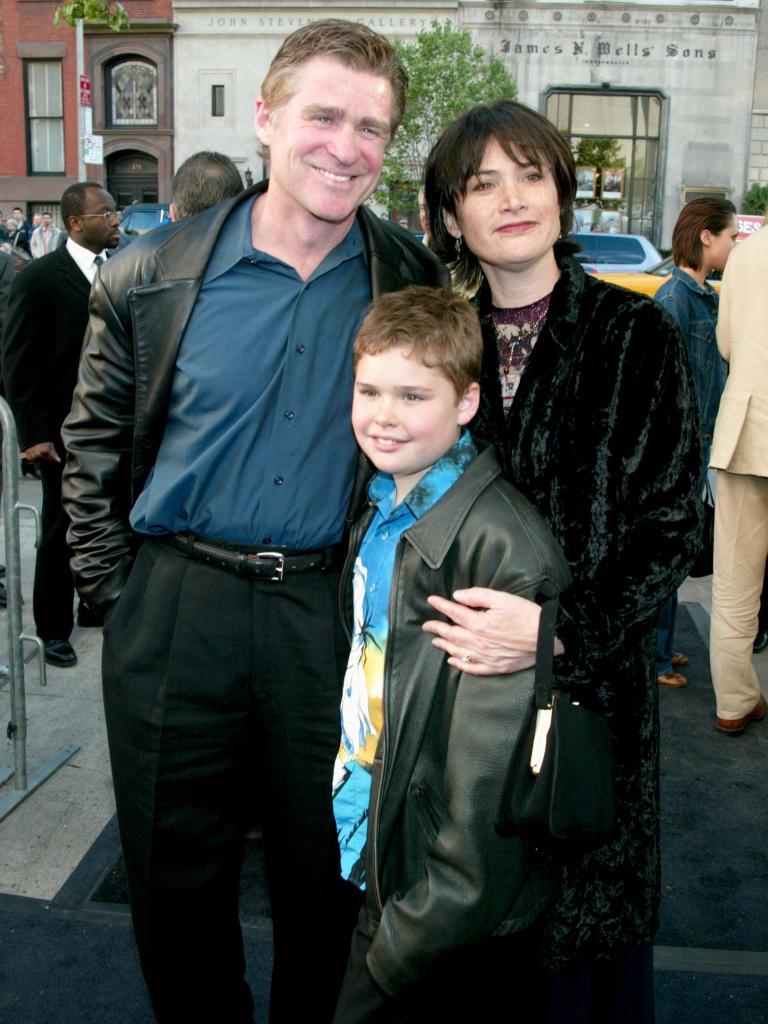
[332,430,477,888]
[655,266,723,436]
[130,195,371,547]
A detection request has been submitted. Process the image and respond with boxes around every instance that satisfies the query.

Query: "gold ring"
[460,648,473,664]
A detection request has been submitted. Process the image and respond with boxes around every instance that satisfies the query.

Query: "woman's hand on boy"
[423,588,563,676]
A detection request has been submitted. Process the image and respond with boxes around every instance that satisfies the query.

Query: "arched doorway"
[107,150,159,208]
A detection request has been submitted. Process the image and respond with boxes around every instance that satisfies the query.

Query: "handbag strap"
[533,580,560,710]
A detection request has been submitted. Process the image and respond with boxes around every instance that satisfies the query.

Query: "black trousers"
[102,539,356,1023]
[333,898,653,1024]
[34,459,75,640]
[333,899,546,1024]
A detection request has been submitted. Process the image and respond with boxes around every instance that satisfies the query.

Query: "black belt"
[166,534,342,582]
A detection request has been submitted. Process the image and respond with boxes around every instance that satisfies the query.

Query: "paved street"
[0,472,112,899]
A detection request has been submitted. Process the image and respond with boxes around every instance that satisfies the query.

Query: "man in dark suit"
[2,181,119,666]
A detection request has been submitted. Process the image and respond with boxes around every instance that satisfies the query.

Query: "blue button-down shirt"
[332,430,477,888]
[655,267,723,437]
[130,195,370,547]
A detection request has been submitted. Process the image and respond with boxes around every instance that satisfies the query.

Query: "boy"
[332,286,571,1022]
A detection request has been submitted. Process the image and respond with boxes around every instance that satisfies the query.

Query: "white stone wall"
[172,1,760,245]
[464,4,758,244]
[172,2,454,183]
[749,111,768,186]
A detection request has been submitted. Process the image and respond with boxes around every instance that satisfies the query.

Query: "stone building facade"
[171,0,762,246]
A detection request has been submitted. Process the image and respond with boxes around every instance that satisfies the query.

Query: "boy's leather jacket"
[340,442,572,996]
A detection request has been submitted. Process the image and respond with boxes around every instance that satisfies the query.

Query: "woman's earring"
[454,235,462,258]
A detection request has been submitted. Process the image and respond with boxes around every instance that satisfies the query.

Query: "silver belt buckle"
[255,551,285,581]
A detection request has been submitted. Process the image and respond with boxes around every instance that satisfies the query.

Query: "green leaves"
[53,1,130,32]
[742,183,768,215]
[573,138,625,173]
[376,20,516,212]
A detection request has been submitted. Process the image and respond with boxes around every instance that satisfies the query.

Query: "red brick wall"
[0,0,173,208]
[0,2,77,178]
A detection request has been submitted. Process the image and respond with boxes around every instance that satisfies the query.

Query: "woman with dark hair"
[422,100,702,1023]
[659,196,737,474]
[654,197,738,687]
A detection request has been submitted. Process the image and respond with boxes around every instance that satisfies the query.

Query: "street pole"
[76,17,86,180]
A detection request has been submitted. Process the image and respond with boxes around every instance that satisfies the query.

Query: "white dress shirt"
[65,237,107,284]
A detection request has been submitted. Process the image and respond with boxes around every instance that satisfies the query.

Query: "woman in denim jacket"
[654,197,738,688]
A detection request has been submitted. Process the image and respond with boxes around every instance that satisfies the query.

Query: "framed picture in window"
[601,168,624,200]
[572,206,595,232]
[576,165,596,199]
[599,209,622,234]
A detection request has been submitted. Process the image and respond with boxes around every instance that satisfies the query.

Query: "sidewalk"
[0,473,112,899]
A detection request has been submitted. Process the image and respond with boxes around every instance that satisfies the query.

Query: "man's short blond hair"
[261,19,408,135]
[354,286,482,398]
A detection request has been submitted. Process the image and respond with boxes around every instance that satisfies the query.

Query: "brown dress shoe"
[658,671,687,688]
[715,694,767,735]
[671,652,689,668]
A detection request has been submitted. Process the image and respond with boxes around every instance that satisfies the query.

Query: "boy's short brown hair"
[261,19,408,135]
[353,286,482,397]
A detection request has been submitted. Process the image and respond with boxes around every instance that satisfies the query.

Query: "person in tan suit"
[709,223,768,733]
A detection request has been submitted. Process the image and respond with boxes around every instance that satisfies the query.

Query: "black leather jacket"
[341,443,572,997]
[61,183,447,614]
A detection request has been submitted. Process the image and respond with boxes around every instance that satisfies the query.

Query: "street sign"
[80,74,91,107]
[83,134,103,165]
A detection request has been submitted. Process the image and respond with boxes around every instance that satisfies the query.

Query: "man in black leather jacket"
[61,21,446,1024]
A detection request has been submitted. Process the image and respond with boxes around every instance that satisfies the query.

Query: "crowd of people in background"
[0,18,764,1024]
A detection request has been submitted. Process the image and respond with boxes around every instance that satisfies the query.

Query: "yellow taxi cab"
[594,256,723,296]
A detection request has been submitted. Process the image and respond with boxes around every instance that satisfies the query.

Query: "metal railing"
[0,396,78,821]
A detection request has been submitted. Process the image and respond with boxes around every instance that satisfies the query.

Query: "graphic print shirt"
[332,430,477,888]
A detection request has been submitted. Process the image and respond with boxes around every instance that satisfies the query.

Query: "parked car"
[119,202,171,237]
[595,255,723,297]
[567,231,663,274]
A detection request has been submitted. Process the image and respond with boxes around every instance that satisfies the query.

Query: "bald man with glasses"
[2,181,120,666]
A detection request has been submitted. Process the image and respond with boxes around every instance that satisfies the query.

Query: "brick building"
[0,0,174,226]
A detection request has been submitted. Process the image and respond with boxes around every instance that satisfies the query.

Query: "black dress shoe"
[44,639,77,667]
[754,631,768,654]
[0,582,6,608]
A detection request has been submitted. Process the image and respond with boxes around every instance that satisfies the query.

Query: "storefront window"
[546,90,662,241]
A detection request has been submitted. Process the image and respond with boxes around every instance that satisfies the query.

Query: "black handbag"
[496,584,615,843]
[689,478,714,579]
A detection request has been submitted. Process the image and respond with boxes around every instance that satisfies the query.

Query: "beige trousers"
[710,469,768,718]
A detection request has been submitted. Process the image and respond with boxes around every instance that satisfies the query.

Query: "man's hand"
[423,587,564,676]
[23,442,60,463]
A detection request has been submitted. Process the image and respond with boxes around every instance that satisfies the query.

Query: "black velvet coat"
[473,257,702,969]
